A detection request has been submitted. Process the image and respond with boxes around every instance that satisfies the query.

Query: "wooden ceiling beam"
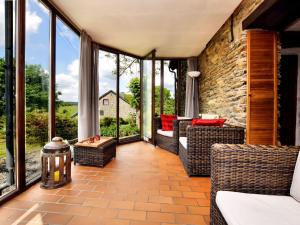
[243,0,300,31]
[280,31,300,48]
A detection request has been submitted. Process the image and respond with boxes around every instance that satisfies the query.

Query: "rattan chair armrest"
[179,120,193,137]
[172,120,180,141]
[210,144,299,225]
[211,144,299,197]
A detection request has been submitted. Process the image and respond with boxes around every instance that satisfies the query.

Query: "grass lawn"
[57,104,78,117]
[0,104,77,160]
[0,140,43,160]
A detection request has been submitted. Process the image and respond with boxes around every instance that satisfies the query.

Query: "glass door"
[98,50,118,138]
[25,0,50,184]
[118,55,141,143]
[0,0,17,197]
[142,60,152,141]
[97,48,155,143]
[142,51,155,142]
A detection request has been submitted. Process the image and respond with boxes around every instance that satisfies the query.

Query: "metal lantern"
[41,137,71,189]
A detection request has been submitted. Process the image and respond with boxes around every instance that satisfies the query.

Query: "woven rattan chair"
[154,117,191,154]
[210,144,300,225]
[178,121,245,176]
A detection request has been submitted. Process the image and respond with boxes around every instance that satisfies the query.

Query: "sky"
[0,0,80,102]
[0,0,175,103]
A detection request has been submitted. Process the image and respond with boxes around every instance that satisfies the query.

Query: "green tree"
[105,53,140,76]
[25,64,49,111]
[123,93,133,105]
[128,77,141,109]
[126,77,175,115]
[155,86,175,115]
[0,58,62,114]
[0,58,5,116]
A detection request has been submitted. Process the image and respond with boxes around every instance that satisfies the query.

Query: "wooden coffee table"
[73,137,117,167]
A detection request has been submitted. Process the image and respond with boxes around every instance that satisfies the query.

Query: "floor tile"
[134,202,161,212]
[160,204,187,213]
[188,206,210,215]
[109,200,135,210]
[0,142,211,225]
[175,213,206,225]
[118,210,146,221]
[42,213,73,225]
[146,212,175,223]
[173,197,198,206]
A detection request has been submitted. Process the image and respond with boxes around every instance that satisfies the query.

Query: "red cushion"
[161,114,177,131]
[192,118,226,127]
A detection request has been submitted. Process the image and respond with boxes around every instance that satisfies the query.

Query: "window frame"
[103,99,109,105]
[0,0,81,205]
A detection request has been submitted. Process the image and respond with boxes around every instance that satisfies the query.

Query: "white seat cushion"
[200,113,219,119]
[291,152,300,202]
[216,191,300,225]
[179,137,187,149]
[177,116,191,120]
[157,129,173,137]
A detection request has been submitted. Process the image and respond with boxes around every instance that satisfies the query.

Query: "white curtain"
[78,31,99,140]
[185,57,199,118]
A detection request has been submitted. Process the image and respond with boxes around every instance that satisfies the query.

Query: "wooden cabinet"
[246,30,278,145]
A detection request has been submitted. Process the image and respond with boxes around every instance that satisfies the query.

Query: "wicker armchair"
[211,144,300,225]
[154,117,191,154]
[178,121,245,176]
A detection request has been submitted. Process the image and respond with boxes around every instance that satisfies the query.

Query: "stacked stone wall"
[198,0,263,127]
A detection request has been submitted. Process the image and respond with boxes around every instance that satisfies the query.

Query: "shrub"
[0,116,5,140]
[25,110,78,145]
[119,117,128,125]
[99,117,139,137]
[25,111,48,145]
[119,124,139,137]
[100,124,117,137]
[100,117,116,127]
[56,113,77,140]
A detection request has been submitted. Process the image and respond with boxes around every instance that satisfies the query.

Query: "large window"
[0,0,16,197]
[55,17,80,141]
[98,50,117,137]
[98,51,141,141]
[154,60,176,116]
[155,60,161,116]
[0,0,82,201]
[142,60,153,140]
[25,0,50,184]
[119,54,140,139]
[163,60,176,114]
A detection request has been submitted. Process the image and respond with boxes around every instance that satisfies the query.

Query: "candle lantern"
[41,137,71,189]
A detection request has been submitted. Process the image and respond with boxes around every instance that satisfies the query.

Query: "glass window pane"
[99,51,117,137]
[155,61,161,116]
[163,61,175,115]
[142,60,152,140]
[55,17,80,141]
[0,0,16,196]
[119,55,140,139]
[25,0,50,183]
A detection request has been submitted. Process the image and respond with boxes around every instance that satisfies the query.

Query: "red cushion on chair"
[217,119,226,126]
[161,114,177,131]
[192,118,226,127]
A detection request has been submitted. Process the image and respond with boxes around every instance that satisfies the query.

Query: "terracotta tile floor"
[0,142,211,225]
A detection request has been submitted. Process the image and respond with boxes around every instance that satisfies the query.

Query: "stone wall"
[198,0,263,127]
